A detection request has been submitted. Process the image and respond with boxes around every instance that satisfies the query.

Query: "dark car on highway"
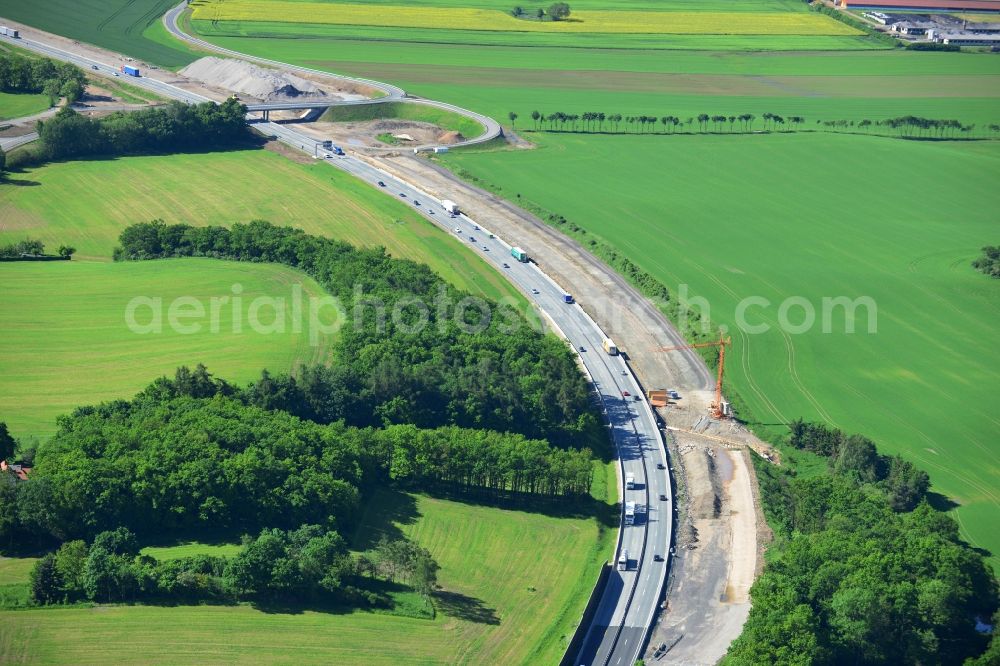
[377,181,385,187]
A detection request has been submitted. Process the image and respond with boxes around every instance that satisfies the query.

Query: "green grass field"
[183,29,1000,126]
[0,556,36,608]
[0,488,615,664]
[0,148,525,440]
[0,0,199,68]
[442,132,1000,561]
[0,259,335,440]
[180,0,1000,563]
[0,148,521,302]
[0,92,50,121]
[320,101,484,139]
[140,542,242,560]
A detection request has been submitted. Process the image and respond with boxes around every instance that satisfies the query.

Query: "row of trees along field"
[114,220,597,446]
[0,51,85,105]
[510,2,571,20]
[511,110,992,138]
[30,525,437,611]
[0,237,75,260]
[725,420,998,665]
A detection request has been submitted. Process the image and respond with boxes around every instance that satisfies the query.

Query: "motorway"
[0,131,37,152]
[0,22,671,665]
[322,145,673,666]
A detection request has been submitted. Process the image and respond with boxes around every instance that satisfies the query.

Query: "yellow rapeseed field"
[190,0,862,35]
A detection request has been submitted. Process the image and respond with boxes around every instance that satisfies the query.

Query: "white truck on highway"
[624,500,636,525]
[441,199,459,215]
[625,473,635,490]
[618,549,629,571]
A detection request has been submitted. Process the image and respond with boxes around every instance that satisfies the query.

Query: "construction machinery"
[656,332,731,419]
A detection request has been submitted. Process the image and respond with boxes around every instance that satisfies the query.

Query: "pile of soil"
[180,57,327,100]
[437,131,465,144]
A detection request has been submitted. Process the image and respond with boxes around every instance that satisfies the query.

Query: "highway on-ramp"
[0,25,672,665]
[161,1,501,149]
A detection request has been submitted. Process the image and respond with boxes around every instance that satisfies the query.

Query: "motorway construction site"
[0,15,775,662]
[366,153,774,664]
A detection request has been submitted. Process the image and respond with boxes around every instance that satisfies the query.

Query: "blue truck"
[563,294,574,304]
[122,65,140,77]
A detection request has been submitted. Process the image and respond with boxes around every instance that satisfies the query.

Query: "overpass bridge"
[244,96,397,119]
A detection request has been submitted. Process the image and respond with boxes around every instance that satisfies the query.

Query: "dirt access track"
[363,152,773,663]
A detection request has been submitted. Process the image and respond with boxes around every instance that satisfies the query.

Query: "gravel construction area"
[362,151,772,663]
[292,119,465,151]
[181,56,326,101]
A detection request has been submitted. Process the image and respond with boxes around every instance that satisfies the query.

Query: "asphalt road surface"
[0,131,38,152]
[1,26,671,665]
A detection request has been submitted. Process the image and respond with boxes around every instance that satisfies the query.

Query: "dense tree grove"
[30,98,248,163]
[114,221,596,446]
[0,52,85,104]
[0,368,593,544]
[0,422,16,462]
[789,419,930,511]
[27,525,432,609]
[725,423,997,665]
[972,245,1000,278]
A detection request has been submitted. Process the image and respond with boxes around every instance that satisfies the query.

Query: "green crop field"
[0,148,522,302]
[0,489,614,664]
[190,0,859,37]
[0,148,524,440]
[0,259,335,440]
[0,0,199,68]
[178,0,1000,563]
[0,92,50,121]
[442,132,1000,561]
[186,35,1000,126]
